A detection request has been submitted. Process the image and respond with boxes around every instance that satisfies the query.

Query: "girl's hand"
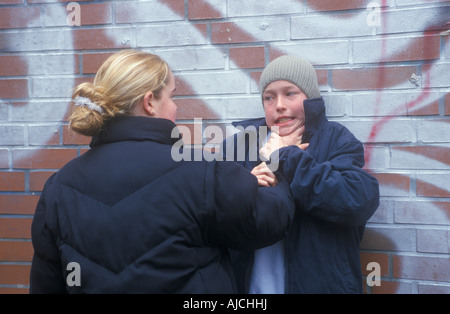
[251,162,278,187]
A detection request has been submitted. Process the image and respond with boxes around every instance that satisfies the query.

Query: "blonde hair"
[69,50,170,136]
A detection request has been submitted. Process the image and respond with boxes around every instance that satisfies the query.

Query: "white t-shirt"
[249,130,286,294]
[249,239,285,294]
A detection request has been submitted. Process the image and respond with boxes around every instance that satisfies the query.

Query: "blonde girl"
[30,49,295,294]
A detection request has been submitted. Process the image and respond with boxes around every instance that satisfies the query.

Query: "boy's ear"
[142,90,155,116]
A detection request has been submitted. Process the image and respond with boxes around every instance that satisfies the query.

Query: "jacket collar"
[231,97,327,142]
[90,116,182,148]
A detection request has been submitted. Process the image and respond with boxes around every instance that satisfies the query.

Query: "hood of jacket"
[90,116,182,148]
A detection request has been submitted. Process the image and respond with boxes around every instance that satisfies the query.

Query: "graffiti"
[1,0,449,293]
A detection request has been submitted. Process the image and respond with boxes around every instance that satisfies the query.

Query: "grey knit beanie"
[259,55,321,99]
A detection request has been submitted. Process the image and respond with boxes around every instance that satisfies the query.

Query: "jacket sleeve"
[30,176,67,294]
[275,127,379,227]
[204,160,295,251]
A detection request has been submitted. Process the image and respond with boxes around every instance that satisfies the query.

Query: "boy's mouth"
[274,117,294,125]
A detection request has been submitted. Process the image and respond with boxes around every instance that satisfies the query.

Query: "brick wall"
[0,0,449,294]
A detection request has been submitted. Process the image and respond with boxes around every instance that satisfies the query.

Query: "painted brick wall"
[0,0,449,294]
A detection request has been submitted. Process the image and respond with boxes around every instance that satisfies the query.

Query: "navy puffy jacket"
[30,116,295,294]
[224,98,380,293]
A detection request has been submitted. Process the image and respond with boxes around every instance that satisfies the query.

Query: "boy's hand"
[259,126,309,161]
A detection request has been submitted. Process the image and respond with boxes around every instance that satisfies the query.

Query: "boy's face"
[262,80,307,137]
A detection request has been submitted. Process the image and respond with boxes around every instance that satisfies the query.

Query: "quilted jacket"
[30,116,295,294]
[224,98,380,293]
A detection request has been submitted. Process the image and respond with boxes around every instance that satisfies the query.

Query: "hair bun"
[69,83,107,137]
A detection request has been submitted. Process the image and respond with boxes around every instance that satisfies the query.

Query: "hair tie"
[73,96,104,113]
